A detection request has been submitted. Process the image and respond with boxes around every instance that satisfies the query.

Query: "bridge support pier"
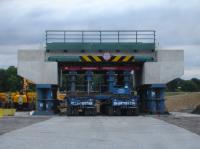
[34,84,57,115]
[138,84,166,114]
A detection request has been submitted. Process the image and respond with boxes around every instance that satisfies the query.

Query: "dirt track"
[154,113,200,135]
[165,92,200,112]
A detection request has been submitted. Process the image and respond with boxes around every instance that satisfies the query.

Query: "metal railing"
[46,30,156,44]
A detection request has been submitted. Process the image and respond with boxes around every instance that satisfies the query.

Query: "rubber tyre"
[67,107,72,116]
[108,107,113,116]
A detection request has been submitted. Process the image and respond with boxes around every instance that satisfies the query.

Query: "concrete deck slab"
[0,116,199,149]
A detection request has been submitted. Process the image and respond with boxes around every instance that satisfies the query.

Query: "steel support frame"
[35,84,57,115]
[138,84,166,114]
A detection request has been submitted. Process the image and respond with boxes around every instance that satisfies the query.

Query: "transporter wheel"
[67,107,72,116]
[108,107,113,116]
[134,108,139,116]
[84,109,96,116]
[84,109,90,116]
[127,108,139,116]
[114,108,121,116]
[126,109,134,116]
[72,108,79,116]
[92,108,96,116]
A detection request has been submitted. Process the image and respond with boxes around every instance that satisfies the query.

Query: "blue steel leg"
[36,84,57,115]
[123,70,131,94]
[85,70,93,94]
[69,71,77,92]
[123,70,130,87]
[156,88,165,113]
[147,89,156,113]
[138,84,166,114]
[107,70,116,93]
[151,84,166,114]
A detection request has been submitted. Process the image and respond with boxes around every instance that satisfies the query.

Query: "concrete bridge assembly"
[17,30,184,115]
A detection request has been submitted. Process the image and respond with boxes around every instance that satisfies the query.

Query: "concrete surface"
[0,116,199,149]
[143,50,184,84]
[18,50,58,84]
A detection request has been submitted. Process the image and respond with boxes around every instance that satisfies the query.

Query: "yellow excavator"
[12,79,36,110]
[0,93,8,108]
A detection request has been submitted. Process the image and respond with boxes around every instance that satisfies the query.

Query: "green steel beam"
[46,42,155,52]
[134,56,154,62]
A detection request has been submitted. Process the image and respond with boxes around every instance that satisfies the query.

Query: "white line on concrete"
[0,116,199,149]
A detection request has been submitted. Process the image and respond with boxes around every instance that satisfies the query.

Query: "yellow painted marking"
[112,56,121,62]
[122,56,132,62]
[82,56,92,62]
[92,56,102,62]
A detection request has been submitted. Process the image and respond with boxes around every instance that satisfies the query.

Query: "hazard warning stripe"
[91,55,102,62]
[108,56,115,62]
[80,55,134,62]
[122,56,132,62]
[82,55,92,62]
[112,56,121,62]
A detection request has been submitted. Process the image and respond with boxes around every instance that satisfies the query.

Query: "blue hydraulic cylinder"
[123,70,131,86]
[85,70,93,94]
[107,71,116,93]
[123,70,131,94]
[69,71,77,92]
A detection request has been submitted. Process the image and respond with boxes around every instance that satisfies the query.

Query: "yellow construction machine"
[12,79,36,110]
[0,92,8,107]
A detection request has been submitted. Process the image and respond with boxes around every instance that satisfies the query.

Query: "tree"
[0,69,7,91]
[167,78,200,92]
[5,66,23,92]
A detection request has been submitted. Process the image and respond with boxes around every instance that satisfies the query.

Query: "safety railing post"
[64,31,66,43]
[82,31,84,43]
[45,30,155,45]
[99,31,102,43]
[45,31,48,44]
[136,31,138,43]
[118,31,119,43]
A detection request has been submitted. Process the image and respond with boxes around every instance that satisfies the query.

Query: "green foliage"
[167,78,200,92]
[0,66,23,92]
[0,69,7,91]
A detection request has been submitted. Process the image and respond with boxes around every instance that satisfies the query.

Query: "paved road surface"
[0,116,199,149]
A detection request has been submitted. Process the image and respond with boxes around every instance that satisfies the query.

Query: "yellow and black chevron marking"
[80,55,134,62]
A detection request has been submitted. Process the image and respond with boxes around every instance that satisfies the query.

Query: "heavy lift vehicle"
[63,69,139,116]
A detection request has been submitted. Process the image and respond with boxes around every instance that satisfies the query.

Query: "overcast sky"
[0,0,199,79]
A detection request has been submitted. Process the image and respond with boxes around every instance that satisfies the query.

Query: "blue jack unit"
[35,84,58,115]
[138,84,166,114]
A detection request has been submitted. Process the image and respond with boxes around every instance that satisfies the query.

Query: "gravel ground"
[0,113,51,135]
[153,113,200,135]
